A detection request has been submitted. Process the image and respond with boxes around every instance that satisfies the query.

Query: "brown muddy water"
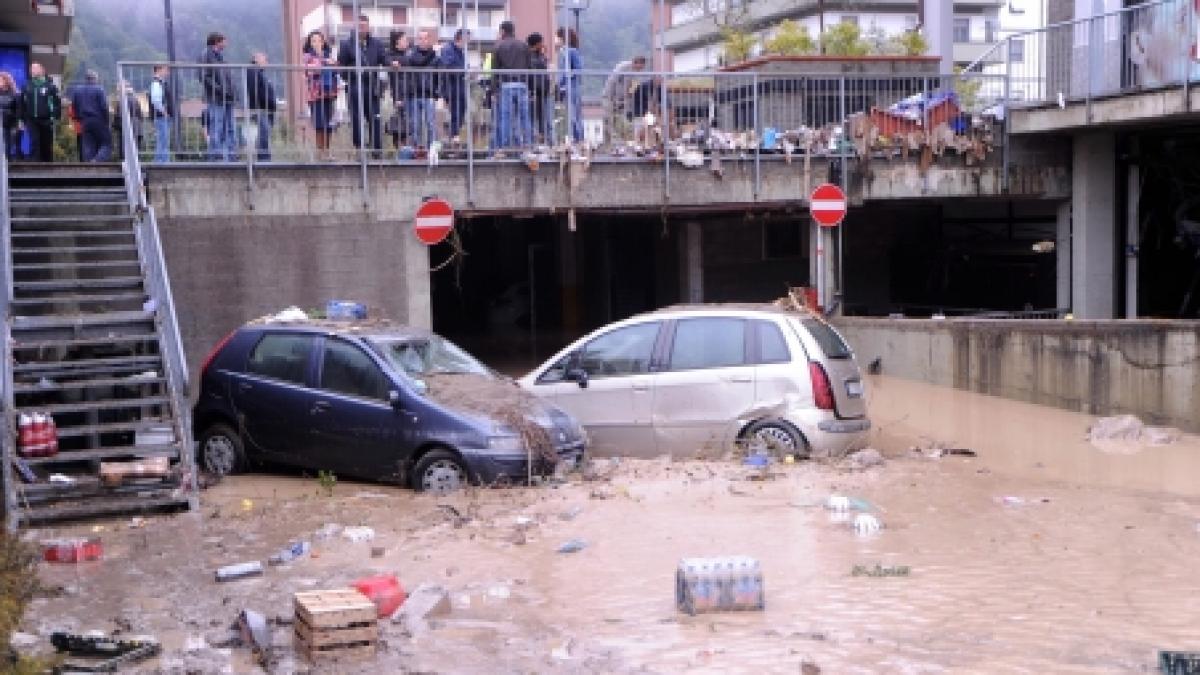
[17,376,1200,673]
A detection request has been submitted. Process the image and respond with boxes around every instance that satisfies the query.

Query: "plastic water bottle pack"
[675,556,764,615]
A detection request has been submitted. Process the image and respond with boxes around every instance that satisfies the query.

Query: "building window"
[904,15,918,30]
[763,220,803,260]
[1008,0,1025,14]
[984,19,998,43]
[1009,37,1025,63]
[953,17,970,43]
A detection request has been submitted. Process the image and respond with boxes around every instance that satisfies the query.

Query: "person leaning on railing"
[148,64,175,163]
[555,27,583,145]
[303,29,338,161]
[602,55,646,146]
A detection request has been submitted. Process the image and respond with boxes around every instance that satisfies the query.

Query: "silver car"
[518,305,870,459]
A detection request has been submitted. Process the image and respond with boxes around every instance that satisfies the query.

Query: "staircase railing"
[1,112,15,530]
[117,66,196,503]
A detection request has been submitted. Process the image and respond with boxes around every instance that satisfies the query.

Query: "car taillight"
[809,361,835,411]
[200,330,237,376]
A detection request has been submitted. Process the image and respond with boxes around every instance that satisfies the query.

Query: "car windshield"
[370,336,492,379]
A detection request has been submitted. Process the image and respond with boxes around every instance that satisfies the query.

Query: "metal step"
[12,311,155,330]
[16,444,181,466]
[12,244,139,255]
[11,292,147,306]
[18,396,171,417]
[51,417,172,439]
[12,260,141,271]
[12,333,158,351]
[13,375,165,394]
[11,230,136,240]
[16,494,190,525]
[12,200,130,208]
[14,354,160,374]
[13,277,144,292]
[12,215,133,226]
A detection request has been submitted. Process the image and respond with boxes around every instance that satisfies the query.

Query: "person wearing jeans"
[245,52,277,161]
[148,65,174,162]
[199,33,235,161]
[555,28,584,144]
[405,30,440,149]
[490,20,532,150]
[440,29,469,141]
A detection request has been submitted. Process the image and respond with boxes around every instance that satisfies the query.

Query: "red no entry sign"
[810,183,847,228]
[414,198,454,245]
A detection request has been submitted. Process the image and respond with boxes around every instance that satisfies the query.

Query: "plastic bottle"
[268,541,310,565]
[17,414,33,457]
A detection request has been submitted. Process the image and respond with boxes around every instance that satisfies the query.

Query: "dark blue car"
[192,322,586,492]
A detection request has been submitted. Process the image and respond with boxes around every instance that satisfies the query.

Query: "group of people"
[199,32,278,162]
[301,15,587,158]
[0,62,69,163]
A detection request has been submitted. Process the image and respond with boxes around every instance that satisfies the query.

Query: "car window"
[578,322,661,379]
[247,333,313,385]
[320,338,391,401]
[758,320,792,364]
[802,318,852,359]
[668,318,746,371]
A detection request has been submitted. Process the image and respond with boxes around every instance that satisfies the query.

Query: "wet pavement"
[17,376,1200,673]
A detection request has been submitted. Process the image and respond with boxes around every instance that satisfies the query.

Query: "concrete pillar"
[922,0,953,75]
[1071,132,1117,319]
[679,221,703,303]
[404,226,433,328]
[1056,200,1072,311]
[1125,161,1139,318]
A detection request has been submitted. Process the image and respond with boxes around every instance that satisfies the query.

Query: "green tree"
[954,66,982,110]
[764,20,817,56]
[722,28,756,64]
[891,30,930,57]
[820,22,870,57]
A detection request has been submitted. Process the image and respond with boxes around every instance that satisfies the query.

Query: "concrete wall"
[836,317,1200,432]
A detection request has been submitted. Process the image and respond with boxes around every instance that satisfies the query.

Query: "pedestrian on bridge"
[22,62,60,163]
[199,33,236,162]
[70,70,112,163]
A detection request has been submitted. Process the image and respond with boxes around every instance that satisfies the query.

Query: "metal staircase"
[1,153,196,529]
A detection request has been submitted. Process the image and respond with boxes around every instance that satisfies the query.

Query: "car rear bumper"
[464,442,586,486]
[779,411,871,458]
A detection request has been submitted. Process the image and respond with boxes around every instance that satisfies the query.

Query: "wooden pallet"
[293,589,378,661]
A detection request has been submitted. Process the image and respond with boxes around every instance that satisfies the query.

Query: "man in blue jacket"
[439,29,469,142]
[70,70,111,162]
[338,15,388,155]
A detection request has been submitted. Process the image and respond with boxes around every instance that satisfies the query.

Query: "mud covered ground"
[14,377,1200,673]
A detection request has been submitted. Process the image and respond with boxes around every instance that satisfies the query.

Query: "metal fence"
[113,61,1005,173]
[966,0,1196,109]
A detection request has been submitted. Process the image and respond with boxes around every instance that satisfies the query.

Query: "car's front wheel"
[412,449,470,494]
[198,422,247,476]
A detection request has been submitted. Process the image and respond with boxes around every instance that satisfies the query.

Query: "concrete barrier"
[835,317,1200,432]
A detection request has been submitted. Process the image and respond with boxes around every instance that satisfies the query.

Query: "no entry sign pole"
[809,184,847,311]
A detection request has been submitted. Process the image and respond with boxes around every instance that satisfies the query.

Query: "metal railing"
[115,60,1006,199]
[965,0,1195,110]
[0,112,15,530]
[117,83,197,506]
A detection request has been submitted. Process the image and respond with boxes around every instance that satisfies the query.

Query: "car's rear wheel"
[198,423,247,476]
[412,449,470,494]
[745,420,807,459]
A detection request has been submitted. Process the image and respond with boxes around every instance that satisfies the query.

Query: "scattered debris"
[342,526,376,543]
[42,538,102,563]
[314,523,341,540]
[1087,415,1182,452]
[353,575,407,618]
[51,632,161,671]
[559,506,584,521]
[802,660,822,675]
[676,557,764,615]
[237,609,272,659]
[557,539,587,554]
[266,306,309,323]
[843,448,885,470]
[853,513,882,534]
[551,639,575,661]
[391,583,451,633]
[371,546,385,559]
[825,494,851,512]
[268,541,311,566]
[293,589,378,661]
[852,564,910,577]
[99,456,171,487]
[215,561,264,582]
[9,631,38,649]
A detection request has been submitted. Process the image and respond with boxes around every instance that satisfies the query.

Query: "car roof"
[243,318,436,342]
[638,302,817,321]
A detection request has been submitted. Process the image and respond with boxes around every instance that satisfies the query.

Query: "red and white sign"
[809,183,847,228]
[414,198,454,245]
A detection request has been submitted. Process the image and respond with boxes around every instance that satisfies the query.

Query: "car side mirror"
[566,367,589,389]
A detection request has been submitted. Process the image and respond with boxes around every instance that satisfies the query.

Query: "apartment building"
[0,0,73,79]
[653,0,1013,72]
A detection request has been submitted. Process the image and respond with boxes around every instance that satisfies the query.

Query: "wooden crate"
[293,589,378,661]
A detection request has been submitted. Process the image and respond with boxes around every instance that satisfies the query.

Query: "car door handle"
[238,381,253,391]
[723,375,752,383]
[310,401,331,414]
[632,384,650,392]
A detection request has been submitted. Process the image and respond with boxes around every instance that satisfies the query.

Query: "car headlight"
[487,435,525,453]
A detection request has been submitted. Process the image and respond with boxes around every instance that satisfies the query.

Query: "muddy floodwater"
[18,376,1200,673]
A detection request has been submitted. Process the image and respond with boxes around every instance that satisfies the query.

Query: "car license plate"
[846,380,864,398]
